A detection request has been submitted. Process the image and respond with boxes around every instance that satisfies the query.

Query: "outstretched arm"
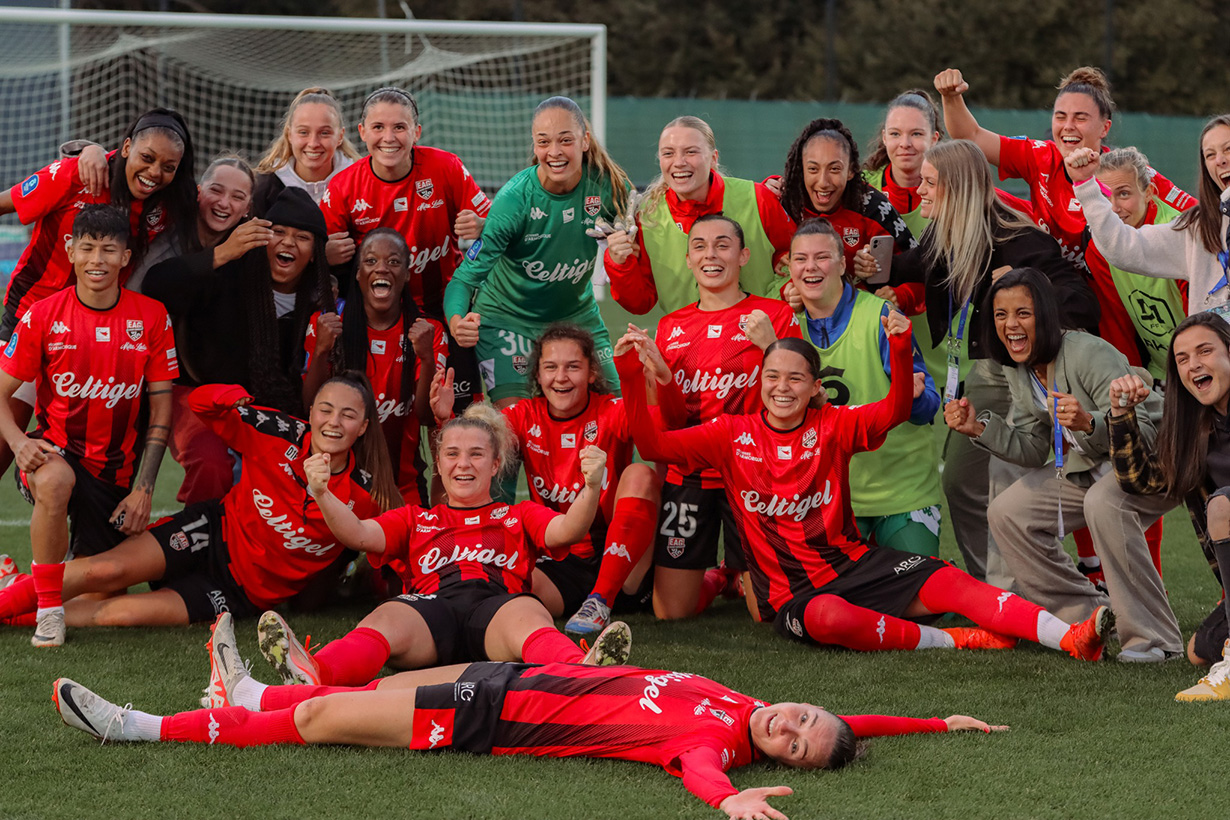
[304,452,387,555]
[934,68,1003,165]
[678,747,794,819]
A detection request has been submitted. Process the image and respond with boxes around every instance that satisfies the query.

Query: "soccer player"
[303,229,448,505]
[1109,313,1230,696]
[632,214,800,620]
[143,186,335,417]
[248,402,632,693]
[0,372,392,631]
[934,66,1195,358]
[944,268,1180,662]
[320,86,488,413]
[616,313,1112,660]
[57,628,1008,820]
[493,323,659,637]
[1065,115,1230,309]
[0,205,177,646]
[790,219,942,555]
[603,115,796,314]
[252,86,361,210]
[443,95,633,407]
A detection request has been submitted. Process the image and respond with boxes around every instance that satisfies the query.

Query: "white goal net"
[0,7,606,240]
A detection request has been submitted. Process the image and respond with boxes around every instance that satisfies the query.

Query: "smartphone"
[865,235,893,285]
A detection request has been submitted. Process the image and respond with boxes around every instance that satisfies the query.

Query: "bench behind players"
[0,205,177,647]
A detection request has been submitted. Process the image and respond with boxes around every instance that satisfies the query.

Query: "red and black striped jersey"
[618,331,913,621]
[320,148,491,317]
[654,294,800,486]
[371,500,565,594]
[1,288,177,486]
[188,384,379,609]
[503,393,633,558]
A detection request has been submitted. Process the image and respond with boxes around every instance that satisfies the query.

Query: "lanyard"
[943,296,972,404]
[1211,250,1230,303]
[1030,368,1066,537]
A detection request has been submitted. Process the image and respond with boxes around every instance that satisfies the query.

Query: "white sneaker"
[53,678,141,743]
[0,554,18,590]
[32,608,65,648]
[580,620,632,666]
[257,610,321,686]
[565,595,611,639]
[1177,640,1230,702]
[205,612,251,708]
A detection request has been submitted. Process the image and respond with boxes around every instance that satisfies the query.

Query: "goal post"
[0,7,606,208]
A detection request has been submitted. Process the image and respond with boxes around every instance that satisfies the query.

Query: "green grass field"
[0,447,1225,820]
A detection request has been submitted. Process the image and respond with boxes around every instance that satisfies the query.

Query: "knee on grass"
[1206,493,1230,541]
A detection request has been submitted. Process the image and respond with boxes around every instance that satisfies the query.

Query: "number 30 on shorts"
[659,501,698,538]
[497,330,533,357]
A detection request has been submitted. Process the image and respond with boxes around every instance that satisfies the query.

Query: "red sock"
[1,612,36,626]
[31,563,65,610]
[521,626,583,663]
[160,705,305,747]
[1146,518,1163,578]
[916,566,1045,642]
[695,567,734,615]
[313,627,392,686]
[0,575,37,619]
[802,594,922,651]
[591,497,656,605]
[1074,527,1097,562]
[259,680,380,712]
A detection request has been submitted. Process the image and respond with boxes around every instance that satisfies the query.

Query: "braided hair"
[780,118,870,223]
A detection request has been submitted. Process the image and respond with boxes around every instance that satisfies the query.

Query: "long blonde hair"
[639,116,726,220]
[921,140,1037,305]
[531,96,632,215]
[256,87,362,174]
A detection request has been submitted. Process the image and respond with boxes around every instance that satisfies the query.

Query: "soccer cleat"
[1176,641,1230,702]
[0,555,18,590]
[581,620,632,666]
[565,594,612,639]
[1060,605,1113,661]
[32,608,66,648]
[53,678,141,743]
[257,610,321,686]
[205,612,251,709]
[942,627,1019,651]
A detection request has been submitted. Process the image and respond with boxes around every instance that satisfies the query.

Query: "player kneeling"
[0,205,177,647]
[55,615,1005,820]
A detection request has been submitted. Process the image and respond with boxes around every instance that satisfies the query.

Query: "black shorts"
[16,449,129,559]
[410,661,530,752]
[772,548,948,643]
[653,477,746,572]
[1193,599,1229,664]
[536,551,601,615]
[390,580,529,665]
[147,500,260,622]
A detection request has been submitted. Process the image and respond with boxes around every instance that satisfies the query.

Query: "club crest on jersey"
[512,355,528,375]
[561,433,576,448]
[169,531,190,551]
[584,420,598,443]
[738,315,748,331]
[667,537,685,558]
[125,320,143,341]
[20,174,37,196]
[490,505,509,520]
[584,195,601,217]
[416,179,434,201]
[776,445,792,459]
[393,197,408,212]
[842,227,860,247]
[803,428,817,448]
[707,324,722,338]
[96,327,110,342]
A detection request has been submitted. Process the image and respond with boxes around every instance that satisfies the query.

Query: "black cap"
[265,187,327,241]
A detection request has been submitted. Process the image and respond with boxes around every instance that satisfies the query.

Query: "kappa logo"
[584,420,598,443]
[842,226,860,247]
[208,713,221,744]
[668,326,685,340]
[126,320,143,341]
[721,749,731,768]
[707,324,722,338]
[693,697,711,716]
[776,445,792,460]
[997,591,1013,613]
[48,160,61,180]
[876,615,887,643]
[416,178,434,200]
[428,720,446,749]
[561,433,576,448]
[393,196,408,212]
[802,428,817,448]
[605,542,631,561]
[734,432,756,446]
[529,206,548,220]
[528,424,542,437]
[321,189,331,206]
[49,322,70,335]
[490,505,510,520]
[351,198,372,213]
[584,195,602,217]
[95,327,110,342]
[371,339,386,355]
